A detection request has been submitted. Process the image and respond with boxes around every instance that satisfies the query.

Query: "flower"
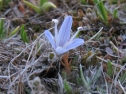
[44,16,84,55]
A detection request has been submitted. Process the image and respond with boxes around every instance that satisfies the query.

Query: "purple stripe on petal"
[44,30,56,48]
[58,16,73,47]
[66,38,84,50]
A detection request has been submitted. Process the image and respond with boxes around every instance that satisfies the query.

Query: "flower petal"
[65,38,84,50]
[52,19,59,46]
[55,47,68,55]
[70,27,83,41]
[52,19,58,39]
[44,30,56,48]
[58,16,72,47]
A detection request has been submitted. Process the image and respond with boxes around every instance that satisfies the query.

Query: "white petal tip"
[77,27,83,31]
[52,19,59,25]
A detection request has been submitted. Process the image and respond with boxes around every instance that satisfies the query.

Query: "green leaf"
[20,24,24,40]
[4,0,11,5]
[20,24,29,43]
[23,0,41,13]
[92,67,101,84]
[63,80,72,94]
[97,86,106,94]
[41,1,57,12]
[86,76,91,85]
[0,0,11,10]
[49,52,54,59]
[39,0,47,6]
[81,0,87,4]
[0,18,4,35]
[9,26,20,36]
[94,0,108,25]
[0,0,3,10]
[76,74,83,85]
[23,31,29,43]
[80,64,90,91]
[109,0,117,4]
[24,87,31,94]
[120,72,126,83]
[106,60,113,77]
[113,9,118,18]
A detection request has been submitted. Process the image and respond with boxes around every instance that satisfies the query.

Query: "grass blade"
[94,0,108,25]
[80,64,90,91]
[120,72,126,83]
[0,18,4,35]
[63,80,72,94]
[20,24,29,43]
[23,0,41,13]
[10,26,20,36]
[107,60,113,77]
[39,0,47,6]
[92,67,102,84]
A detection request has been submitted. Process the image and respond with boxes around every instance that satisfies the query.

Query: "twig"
[0,76,8,79]
[7,25,55,90]
[86,27,103,43]
[96,56,126,71]
[8,33,44,90]
[114,63,126,86]
[118,80,126,94]
[110,41,123,53]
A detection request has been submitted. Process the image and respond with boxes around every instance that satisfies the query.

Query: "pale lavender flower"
[44,16,84,55]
